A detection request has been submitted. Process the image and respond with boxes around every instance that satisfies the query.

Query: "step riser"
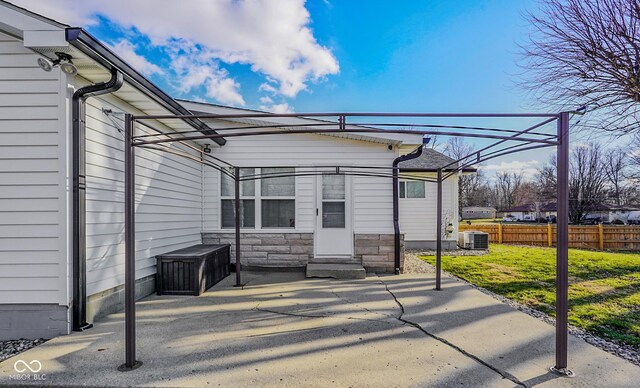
[309,258,361,265]
[306,264,367,279]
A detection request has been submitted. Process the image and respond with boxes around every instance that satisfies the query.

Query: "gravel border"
[403,252,640,367]
[0,339,47,363]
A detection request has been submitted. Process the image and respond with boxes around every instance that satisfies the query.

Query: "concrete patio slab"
[0,271,638,387]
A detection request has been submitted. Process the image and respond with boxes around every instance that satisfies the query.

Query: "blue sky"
[16,0,585,177]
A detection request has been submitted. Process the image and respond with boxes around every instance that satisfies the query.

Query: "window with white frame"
[399,180,425,198]
[220,167,295,229]
[220,168,256,228]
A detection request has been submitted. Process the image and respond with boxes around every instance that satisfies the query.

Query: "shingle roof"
[399,148,476,171]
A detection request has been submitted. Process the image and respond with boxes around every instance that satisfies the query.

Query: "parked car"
[627,211,640,225]
[546,215,557,223]
[581,215,602,225]
[503,215,518,222]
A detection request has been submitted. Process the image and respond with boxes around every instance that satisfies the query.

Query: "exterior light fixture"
[446,223,454,235]
[203,144,211,153]
[37,57,52,72]
[37,52,77,75]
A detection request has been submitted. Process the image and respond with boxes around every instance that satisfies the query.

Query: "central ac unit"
[458,231,489,249]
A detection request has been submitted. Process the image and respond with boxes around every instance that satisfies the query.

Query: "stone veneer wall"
[202,232,404,273]
[202,233,313,269]
[354,234,403,274]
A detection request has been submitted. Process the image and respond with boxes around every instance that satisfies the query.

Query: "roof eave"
[400,167,477,173]
[65,28,225,146]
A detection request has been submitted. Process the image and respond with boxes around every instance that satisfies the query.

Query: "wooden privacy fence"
[459,224,640,251]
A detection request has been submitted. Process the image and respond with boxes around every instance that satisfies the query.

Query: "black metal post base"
[395,268,400,275]
[74,323,93,332]
[118,361,143,372]
[549,366,575,378]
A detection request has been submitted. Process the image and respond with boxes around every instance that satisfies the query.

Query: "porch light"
[37,52,77,75]
[203,144,211,153]
[446,223,454,235]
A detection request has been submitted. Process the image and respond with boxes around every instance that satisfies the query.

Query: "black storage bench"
[156,244,231,296]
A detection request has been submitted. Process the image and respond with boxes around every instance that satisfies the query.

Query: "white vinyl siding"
[83,93,203,295]
[0,31,67,304]
[399,173,459,242]
[203,132,397,234]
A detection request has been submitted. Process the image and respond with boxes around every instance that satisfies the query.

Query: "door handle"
[316,208,319,216]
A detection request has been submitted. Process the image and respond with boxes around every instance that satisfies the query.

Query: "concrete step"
[308,257,361,265]
[306,263,367,279]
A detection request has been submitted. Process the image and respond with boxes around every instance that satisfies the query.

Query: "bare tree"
[603,147,629,206]
[494,172,525,211]
[536,143,609,222]
[569,143,608,223]
[522,0,640,134]
[535,154,557,201]
[632,134,640,177]
[442,138,483,213]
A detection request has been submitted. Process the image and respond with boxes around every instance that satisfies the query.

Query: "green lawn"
[420,245,640,349]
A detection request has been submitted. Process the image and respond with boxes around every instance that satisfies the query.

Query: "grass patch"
[420,244,640,349]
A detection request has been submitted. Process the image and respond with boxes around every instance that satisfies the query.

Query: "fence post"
[498,223,503,244]
[598,223,604,251]
[548,223,552,247]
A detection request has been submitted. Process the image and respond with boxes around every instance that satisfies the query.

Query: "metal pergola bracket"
[549,366,576,378]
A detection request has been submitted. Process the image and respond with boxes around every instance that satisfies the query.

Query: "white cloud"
[480,160,540,179]
[171,55,244,106]
[259,102,294,113]
[107,40,163,76]
[14,0,339,101]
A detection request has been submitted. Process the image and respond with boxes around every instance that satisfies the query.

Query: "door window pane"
[262,199,295,228]
[221,199,255,228]
[399,182,406,198]
[261,168,295,196]
[407,181,425,198]
[323,202,345,228]
[322,175,345,200]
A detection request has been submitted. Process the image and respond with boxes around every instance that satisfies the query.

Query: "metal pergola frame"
[116,111,572,377]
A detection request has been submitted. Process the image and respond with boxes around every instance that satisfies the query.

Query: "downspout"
[392,138,429,275]
[72,69,124,331]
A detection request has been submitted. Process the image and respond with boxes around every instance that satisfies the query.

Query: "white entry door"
[314,174,353,257]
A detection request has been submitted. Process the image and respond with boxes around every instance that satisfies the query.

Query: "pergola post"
[552,112,573,376]
[119,114,142,371]
[435,168,442,290]
[234,166,242,287]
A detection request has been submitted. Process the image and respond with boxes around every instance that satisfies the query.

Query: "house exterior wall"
[82,92,204,301]
[399,173,458,249]
[202,133,398,235]
[0,31,71,338]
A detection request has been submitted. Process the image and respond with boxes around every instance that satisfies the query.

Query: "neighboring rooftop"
[399,148,476,172]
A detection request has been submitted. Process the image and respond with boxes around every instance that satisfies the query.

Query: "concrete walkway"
[1,271,638,387]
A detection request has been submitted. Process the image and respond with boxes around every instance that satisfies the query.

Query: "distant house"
[502,202,557,221]
[584,205,640,224]
[461,206,497,220]
[502,202,639,223]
